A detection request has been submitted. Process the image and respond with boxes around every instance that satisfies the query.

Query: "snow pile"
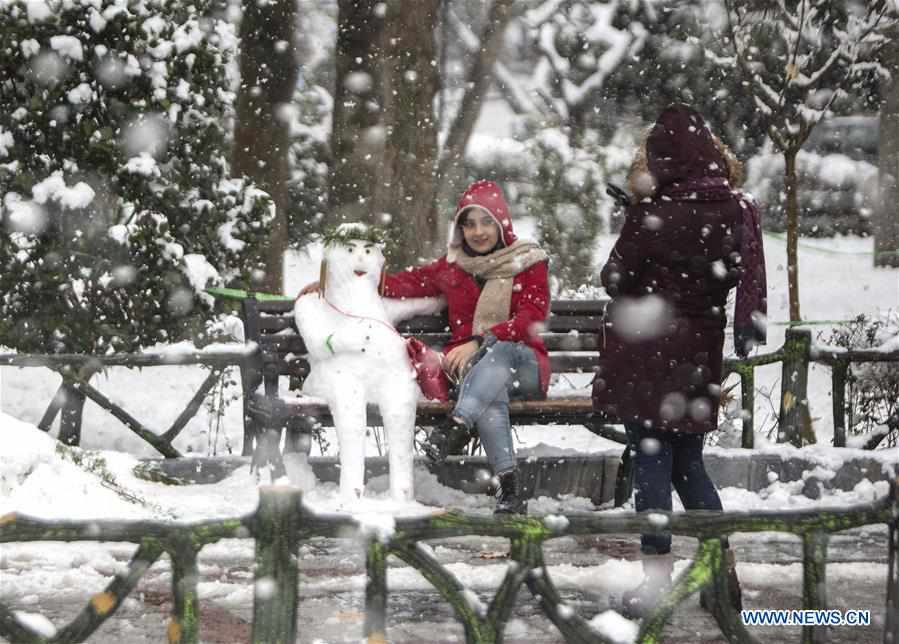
[0,413,463,522]
[0,413,164,520]
[589,609,638,644]
[11,612,56,638]
[30,171,95,209]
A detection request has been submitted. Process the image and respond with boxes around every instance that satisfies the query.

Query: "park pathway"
[0,527,890,643]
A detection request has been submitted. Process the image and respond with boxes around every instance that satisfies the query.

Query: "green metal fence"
[0,351,247,455]
[724,327,899,449]
[1,482,896,644]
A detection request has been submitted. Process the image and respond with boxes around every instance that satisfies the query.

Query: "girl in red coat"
[299,180,550,514]
[383,180,550,515]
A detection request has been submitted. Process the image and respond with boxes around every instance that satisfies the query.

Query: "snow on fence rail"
[0,483,896,644]
[0,349,252,458]
[724,328,899,449]
[723,327,899,449]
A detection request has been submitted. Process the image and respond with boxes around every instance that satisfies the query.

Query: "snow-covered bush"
[0,0,272,353]
[522,124,606,293]
[285,81,331,248]
[746,146,878,237]
[822,314,899,449]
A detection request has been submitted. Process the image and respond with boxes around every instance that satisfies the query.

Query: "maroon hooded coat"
[592,105,765,433]
[383,180,552,394]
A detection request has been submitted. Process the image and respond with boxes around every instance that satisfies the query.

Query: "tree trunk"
[437,0,517,196]
[877,32,899,267]
[568,103,591,149]
[778,328,812,446]
[58,378,86,446]
[330,0,387,219]
[371,0,441,269]
[233,0,299,293]
[783,148,802,322]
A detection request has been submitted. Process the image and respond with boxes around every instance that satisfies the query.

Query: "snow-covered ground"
[0,411,894,642]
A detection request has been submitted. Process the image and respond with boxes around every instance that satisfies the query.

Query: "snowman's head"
[320,223,387,297]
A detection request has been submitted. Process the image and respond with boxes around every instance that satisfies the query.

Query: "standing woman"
[383,179,551,515]
[593,104,767,616]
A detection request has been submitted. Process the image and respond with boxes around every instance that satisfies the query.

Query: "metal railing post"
[779,328,812,446]
[252,487,303,644]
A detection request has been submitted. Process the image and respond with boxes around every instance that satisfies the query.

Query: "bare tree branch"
[446,7,542,116]
[437,0,519,183]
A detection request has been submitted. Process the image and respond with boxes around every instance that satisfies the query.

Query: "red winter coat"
[383,180,551,394]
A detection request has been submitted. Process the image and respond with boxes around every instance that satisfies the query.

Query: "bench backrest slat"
[256,332,601,354]
[256,355,597,382]
[242,299,608,387]
[550,354,599,372]
[258,315,296,333]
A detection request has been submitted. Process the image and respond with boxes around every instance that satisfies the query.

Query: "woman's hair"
[626,134,656,201]
[712,134,744,187]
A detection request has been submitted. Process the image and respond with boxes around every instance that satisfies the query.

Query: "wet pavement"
[0,527,891,643]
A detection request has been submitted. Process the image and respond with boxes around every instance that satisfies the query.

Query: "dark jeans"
[625,423,723,555]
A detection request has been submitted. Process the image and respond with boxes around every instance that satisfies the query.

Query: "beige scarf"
[453,240,548,335]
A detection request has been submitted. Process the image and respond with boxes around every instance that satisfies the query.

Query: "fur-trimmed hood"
[627,104,744,201]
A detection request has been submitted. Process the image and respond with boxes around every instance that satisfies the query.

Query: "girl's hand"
[445,340,479,377]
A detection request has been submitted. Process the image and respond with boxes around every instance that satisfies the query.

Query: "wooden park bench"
[234,295,628,464]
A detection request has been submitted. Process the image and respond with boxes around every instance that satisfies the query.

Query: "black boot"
[494,469,527,515]
[422,417,471,464]
[700,547,743,613]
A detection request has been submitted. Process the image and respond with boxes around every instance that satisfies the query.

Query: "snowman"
[294,223,443,503]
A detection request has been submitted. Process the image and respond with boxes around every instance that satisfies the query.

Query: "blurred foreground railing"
[1,481,896,644]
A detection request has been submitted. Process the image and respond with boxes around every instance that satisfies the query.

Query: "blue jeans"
[453,341,542,474]
[625,423,723,555]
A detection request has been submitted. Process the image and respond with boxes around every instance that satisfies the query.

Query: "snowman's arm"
[382,296,446,325]
[381,260,442,298]
[294,297,333,361]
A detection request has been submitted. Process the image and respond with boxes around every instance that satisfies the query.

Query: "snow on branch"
[446,7,542,116]
[530,0,656,112]
[524,0,570,28]
[718,0,895,153]
[561,26,631,107]
[537,22,571,77]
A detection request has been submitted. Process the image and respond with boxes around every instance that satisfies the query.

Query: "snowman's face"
[324,239,385,291]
